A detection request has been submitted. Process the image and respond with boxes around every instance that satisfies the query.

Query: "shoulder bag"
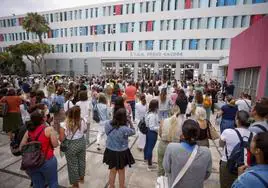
[155,145,199,188]
[60,127,79,152]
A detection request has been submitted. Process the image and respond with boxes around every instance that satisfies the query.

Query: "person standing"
[163,119,212,188]
[158,88,171,120]
[125,81,137,121]
[219,110,253,188]
[20,110,59,188]
[135,94,147,151]
[235,93,252,113]
[59,106,87,188]
[95,93,110,151]
[103,108,135,188]
[0,88,22,141]
[144,99,159,171]
[53,88,65,133]
[226,81,235,96]
[195,107,210,147]
[76,91,92,146]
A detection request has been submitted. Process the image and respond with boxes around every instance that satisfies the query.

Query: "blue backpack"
[226,129,253,175]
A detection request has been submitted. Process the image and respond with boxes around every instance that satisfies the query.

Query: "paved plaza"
[0,117,221,188]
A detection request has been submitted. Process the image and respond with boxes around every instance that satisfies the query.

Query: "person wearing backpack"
[203,92,212,121]
[249,98,268,134]
[232,132,268,188]
[219,110,254,188]
[20,110,59,188]
[59,106,87,188]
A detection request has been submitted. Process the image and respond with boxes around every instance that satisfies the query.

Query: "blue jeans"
[220,119,235,133]
[127,100,136,121]
[159,110,169,120]
[144,130,158,165]
[27,156,58,188]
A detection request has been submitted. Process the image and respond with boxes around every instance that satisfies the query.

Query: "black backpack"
[138,117,148,134]
[226,129,253,175]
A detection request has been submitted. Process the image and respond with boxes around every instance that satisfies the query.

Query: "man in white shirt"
[235,93,251,113]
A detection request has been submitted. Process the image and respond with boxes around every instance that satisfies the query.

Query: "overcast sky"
[0,0,118,17]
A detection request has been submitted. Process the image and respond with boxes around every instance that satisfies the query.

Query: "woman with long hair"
[163,119,212,188]
[195,107,210,147]
[59,106,87,188]
[20,110,59,188]
[103,108,135,188]
[144,99,159,170]
[158,104,183,176]
[158,88,171,120]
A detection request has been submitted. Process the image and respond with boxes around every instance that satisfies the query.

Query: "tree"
[22,12,50,44]
[9,42,50,74]
[0,51,26,76]
[22,12,50,74]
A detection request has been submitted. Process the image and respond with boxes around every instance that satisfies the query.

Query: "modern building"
[227,16,268,99]
[0,0,268,81]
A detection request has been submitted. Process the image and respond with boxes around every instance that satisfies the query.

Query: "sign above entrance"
[130,52,183,57]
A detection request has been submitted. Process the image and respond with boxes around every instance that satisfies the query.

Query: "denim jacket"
[232,165,268,188]
[105,120,135,152]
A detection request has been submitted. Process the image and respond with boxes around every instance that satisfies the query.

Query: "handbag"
[156,145,199,188]
[60,127,79,152]
[207,119,220,140]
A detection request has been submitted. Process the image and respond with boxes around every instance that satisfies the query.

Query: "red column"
[127,41,133,51]
[250,15,264,25]
[115,5,122,15]
[146,21,153,31]
[0,34,3,42]
[185,0,192,9]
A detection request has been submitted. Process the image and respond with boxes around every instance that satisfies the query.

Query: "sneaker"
[147,165,157,171]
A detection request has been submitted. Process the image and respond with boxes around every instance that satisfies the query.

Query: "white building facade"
[0,0,268,81]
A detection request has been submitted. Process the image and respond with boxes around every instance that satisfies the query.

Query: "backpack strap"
[249,172,268,188]
[254,124,268,132]
[234,129,243,143]
[28,126,45,142]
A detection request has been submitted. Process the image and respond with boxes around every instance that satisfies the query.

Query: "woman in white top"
[64,92,74,113]
[135,94,147,151]
[219,110,254,188]
[76,91,91,146]
[59,106,87,188]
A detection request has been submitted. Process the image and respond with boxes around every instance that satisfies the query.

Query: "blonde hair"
[195,107,207,120]
[65,106,81,133]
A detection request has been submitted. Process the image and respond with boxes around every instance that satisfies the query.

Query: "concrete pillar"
[115,61,119,75]
[134,61,138,82]
[175,62,181,81]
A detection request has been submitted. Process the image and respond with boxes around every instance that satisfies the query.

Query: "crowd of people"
[0,75,267,188]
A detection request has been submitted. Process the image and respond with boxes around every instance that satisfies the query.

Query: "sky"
[0,0,118,17]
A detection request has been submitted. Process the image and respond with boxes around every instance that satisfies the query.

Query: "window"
[233,16,240,28]
[50,14,53,22]
[64,12,67,21]
[215,17,222,29]
[213,38,221,50]
[152,1,156,12]
[70,28,73,36]
[71,44,74,52]
[80,26,88,36]
[166,40,170,50]
[145,40,154,50]
[126,41,133,51]
[60,29,64,37]
[126,4,129,14]
[174,19,178,30]
[120,41,123,51]
[132,3,135,13]
[74,27,78,36]
[146,21,154,32]
[74,10,78,20]
[172,40,176,50]
[69,11,73,20]
[223,17,228,28]
[182,19,186,29]
[90,8,93,18]
[80,43,83,52]
[189,39,198,50]
[160,40,164,50]
[146,1,150,12]
[79,10,82,19]
[140,2,143,13]
[64,28,68,37]
[167,20,171,30]
[95,8,98,17]
[241,16,248,27]
[207,64,212,70]
[85,43,94,52]
[120,23,129,33]
[167,0,171,10]
[182,39,187,50]
[85,9,89,18]
[161,0,164,11]
[60,13,63,21]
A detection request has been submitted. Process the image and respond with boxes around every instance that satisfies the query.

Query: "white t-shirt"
[60,120,87,140]
[76,100,92,122]
[64,100,74,112]
[221,128,253,162]
[235,99,251,112]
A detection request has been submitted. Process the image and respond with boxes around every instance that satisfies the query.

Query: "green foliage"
[22,12,50,43]
[8,42,51,73]
[0,51,26,76]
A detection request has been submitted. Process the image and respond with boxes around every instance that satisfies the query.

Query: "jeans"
[27,156,58,188]
[127,100,136,121]
[220,118,235,133]
[144,130,158,165]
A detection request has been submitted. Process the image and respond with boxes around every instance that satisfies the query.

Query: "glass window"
[174,19,178,30]
[60,29,64,37]
[132,3,135,13]
[167,20,171,30]
[86,43,94,52]
[126,4,129,14]
[146,1,150,12]
[223,16,228,28]
[233,16,240,28]
[160,40,163,50]
[85,9,89,18]
[160,20,164,31]
[241,16,248,27]
[95,8,98,17]
[64,12,67,21]
[215,17,222,28]
[80,26,88,36]
[79,10,82,19]
[90,8,93,18]
[207,63,212,70]
[161,0,164,11]
[208,17,214,28]
[153,1,156,12]
[145,40,154,50]
[189,39,198,50]
[60,13,63,21]
[74,10,78,20]
[120,41,123,51]
[182,39,187,50]
[69,11,73,20]
[173,40,176,50]
[140,2,143,13]
[65,28,68,37]
[166,40,169,50]
[168,0,171,10]
[50,14,53,22]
